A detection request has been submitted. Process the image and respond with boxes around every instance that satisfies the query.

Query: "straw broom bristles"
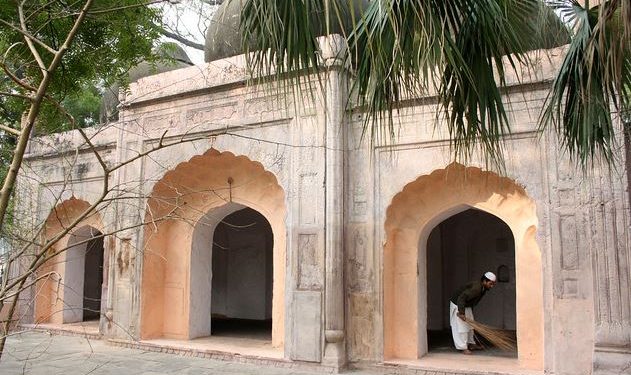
[467,320,517,351]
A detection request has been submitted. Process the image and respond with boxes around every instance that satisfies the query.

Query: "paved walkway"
[0,332,378,375]
[0,331,536,375]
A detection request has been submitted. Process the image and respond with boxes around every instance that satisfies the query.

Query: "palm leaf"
[239,0,357,105]
[440,0,542,167]
[541,0,631,167]
[350,0,542,168]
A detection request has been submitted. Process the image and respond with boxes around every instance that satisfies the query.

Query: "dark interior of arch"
[425,208,517,356]
[211,207,273,339]
[83,230,104,321]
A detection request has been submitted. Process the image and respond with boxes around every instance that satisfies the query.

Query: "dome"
[204,0,370,62]
[100,43,193,123]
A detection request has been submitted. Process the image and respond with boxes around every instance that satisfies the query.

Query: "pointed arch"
[383,163,543,369]
[35,198,105,325]
[140,149,287,349]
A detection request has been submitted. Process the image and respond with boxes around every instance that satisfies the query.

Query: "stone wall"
[17,38,631,374]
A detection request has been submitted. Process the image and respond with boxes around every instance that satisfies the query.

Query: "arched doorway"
[63,226,104,323]
[141,149,286,349]
[35,198,105,326]
[188,204,273,339]
[426,209,516,356]
[383,164,543,369]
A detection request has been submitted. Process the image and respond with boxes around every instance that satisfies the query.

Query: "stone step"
[17,323,102,341]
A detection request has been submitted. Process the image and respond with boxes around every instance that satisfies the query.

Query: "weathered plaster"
[140,149,286,348]
[383,164,543,370]
[17,38,631,374]
[35,198,106,325]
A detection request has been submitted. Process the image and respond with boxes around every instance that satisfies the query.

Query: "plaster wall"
[426,209,516,331]
[18,41,631,374]
[188,203,273,338]
[190,209,214,339]
[140,149,288,348]
[210,207,273,321]
[35,199,105,326]
[63,234,87,323]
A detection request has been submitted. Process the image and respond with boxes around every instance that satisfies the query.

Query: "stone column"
[321,34,348,369]
[590,166,631,374]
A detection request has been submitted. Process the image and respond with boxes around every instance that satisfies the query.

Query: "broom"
[467,320,517,351]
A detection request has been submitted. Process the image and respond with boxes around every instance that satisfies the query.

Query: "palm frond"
[239,0,358,104]
[541,0,631,167]
[440,0,541,167]
[350,0,542,168]
[349,0,445,145]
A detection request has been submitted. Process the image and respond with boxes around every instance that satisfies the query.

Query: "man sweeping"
[449,272,497,354]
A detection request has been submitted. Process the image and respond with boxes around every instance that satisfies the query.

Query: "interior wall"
[63,226,104,323]
[63,239,86,323]
[426,226,444,330]
[211,207,273,321]
[426,209,516,331]
[36,198,104,325]
[190,212,214,339]
[83,236,104,321]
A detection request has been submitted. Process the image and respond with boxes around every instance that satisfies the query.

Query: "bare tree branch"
[160,27,205,51]
[0,124,21,137]
[0,0,96,232]
[0,62,37,93]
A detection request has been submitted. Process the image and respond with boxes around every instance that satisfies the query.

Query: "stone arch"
[383,163,543,369]
[140,149,286,349]
[35,198,106,325]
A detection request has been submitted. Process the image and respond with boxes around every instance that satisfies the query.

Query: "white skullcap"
[484,272,497,282]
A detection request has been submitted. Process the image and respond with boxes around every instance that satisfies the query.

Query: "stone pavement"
[0,332,534,375]
[0,332,382,375]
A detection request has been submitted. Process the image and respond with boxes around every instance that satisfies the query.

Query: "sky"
[159,1,220,64]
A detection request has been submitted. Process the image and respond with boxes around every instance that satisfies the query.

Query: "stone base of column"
[323,330,346,371]
[593,346,631,375]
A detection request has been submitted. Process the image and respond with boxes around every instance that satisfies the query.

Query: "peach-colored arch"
[140,149,287,348]
[35,197,104,324]
[383,163,543,369]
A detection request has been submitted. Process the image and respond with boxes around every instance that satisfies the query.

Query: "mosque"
[16,2,630,374]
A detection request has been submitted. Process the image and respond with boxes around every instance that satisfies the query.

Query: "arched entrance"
[383,164,542,369]
[35,198,105,325]
[426,209,516,355]
[188,204,274,339]
[64,226,104,322]
[141,149,286,349]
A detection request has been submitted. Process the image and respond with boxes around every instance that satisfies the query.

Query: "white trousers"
[449,302,475,350]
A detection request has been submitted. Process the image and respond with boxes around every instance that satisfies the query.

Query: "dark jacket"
[450,281,487,314]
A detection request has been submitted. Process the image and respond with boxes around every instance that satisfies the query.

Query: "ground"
[0,332,387,375]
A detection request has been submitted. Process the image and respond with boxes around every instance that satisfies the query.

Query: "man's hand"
[457,312,467,322]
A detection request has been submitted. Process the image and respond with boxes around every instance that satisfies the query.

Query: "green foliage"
[238,0,629,168]
[35,84,103,134]
[542,1,631,166]
[239,0,325,97]
[350,0,545,165]
[238,0,562,168]
[0,0,164,133]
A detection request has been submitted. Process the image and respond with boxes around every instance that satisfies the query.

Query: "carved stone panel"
[185,102,238,126]
[559,215,579,271]
[299,174,318,226]
[297,233,323,290]
[348,227,371,293]
[291,291,322,362]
